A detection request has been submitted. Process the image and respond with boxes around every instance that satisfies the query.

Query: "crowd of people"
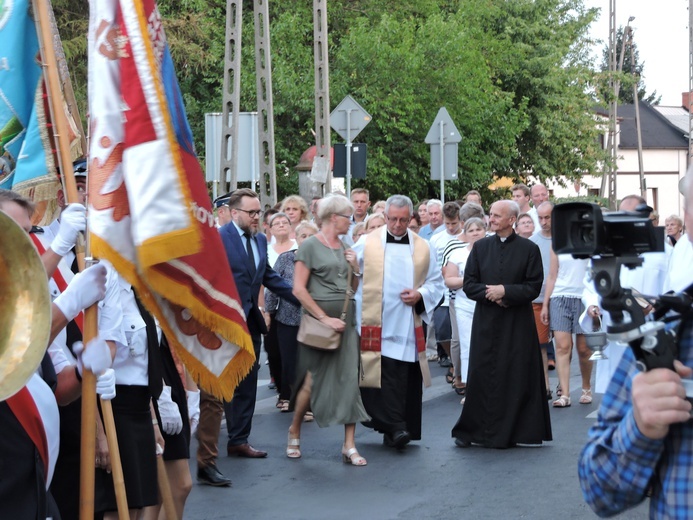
[2,165,693,518]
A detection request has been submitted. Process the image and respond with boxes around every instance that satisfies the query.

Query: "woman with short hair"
[287,195,370,465]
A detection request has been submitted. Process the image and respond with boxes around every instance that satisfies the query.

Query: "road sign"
[331,95,372,193]
[425,107,461,144]
[330,95,372,141]
[333,143,367,179]
[425,107,461,202]
[430,143,458,181]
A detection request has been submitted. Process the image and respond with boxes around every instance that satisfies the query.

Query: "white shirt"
[233,221,260,269]
[429,229,459,306]
[39,221,125,371]
[527,207,540,230]
[112,277,149,386]
[664,234,693,293]
[353,228,445,362]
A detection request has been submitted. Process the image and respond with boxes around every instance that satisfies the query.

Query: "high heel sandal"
[286,431,301,459]
[341,446,367,466]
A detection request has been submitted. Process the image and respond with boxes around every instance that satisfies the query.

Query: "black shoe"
[454,438,471,448]
[438,356,452,368]
[197,464,232,487]
[384,430,411,449]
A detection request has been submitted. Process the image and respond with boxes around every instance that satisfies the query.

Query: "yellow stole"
[361,230,432,386]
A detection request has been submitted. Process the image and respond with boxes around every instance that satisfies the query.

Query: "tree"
[599,26,661,105]
[457,0,607,184]
[50,0,607,203]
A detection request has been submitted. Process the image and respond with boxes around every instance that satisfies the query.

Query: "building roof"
[653,105,690,135]
[617,102,688,150]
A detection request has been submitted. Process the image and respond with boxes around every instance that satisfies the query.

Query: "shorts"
[532,302,550,344]
[433,306,452,342]
[549,296,584,334]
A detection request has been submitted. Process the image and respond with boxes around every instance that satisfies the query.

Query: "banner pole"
[32,1,129,518]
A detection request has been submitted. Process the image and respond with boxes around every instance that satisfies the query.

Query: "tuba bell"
[0,210,51,401]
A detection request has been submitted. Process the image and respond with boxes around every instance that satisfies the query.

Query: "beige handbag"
[297,268,352,351]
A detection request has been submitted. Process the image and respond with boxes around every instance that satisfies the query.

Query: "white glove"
[96,368,116,400]
[51,204,87,256]
[186,389,200,436]
[74,335,112,376]
[157,386,183,435]
[54,263,107,322]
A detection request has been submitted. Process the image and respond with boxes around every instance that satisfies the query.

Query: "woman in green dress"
[288,194,370,466]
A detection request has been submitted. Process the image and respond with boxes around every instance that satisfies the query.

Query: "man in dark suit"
[196,189,299,487]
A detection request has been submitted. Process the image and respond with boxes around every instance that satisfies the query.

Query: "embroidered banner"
[87,0,253,400]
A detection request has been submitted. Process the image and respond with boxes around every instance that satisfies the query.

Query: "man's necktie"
[244,232,257,277]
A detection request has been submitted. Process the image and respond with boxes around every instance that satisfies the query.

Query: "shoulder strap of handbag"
[339,242,353,321]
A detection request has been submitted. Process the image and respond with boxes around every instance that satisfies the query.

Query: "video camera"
[552,202,690,372]
[552,202,663,259]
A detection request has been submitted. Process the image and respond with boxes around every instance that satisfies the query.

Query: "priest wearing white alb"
[352,195,444,449]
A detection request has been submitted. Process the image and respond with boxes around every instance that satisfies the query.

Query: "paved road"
[183,358,648,520]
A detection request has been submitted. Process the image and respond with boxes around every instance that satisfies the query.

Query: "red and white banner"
[87,0,253,400]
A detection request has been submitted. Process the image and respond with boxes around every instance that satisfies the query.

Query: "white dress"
[446,246,475,381]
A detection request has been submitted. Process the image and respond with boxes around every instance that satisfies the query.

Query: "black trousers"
[276,322,299,401]
[223,333,262,446]
[360,356,423,440]
[264,314,282,392]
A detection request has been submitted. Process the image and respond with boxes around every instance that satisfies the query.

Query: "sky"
[583,0,690,106]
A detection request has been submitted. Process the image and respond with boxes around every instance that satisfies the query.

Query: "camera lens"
[579,225,594,244]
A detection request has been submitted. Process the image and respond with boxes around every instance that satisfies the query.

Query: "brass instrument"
[0,211,51,400]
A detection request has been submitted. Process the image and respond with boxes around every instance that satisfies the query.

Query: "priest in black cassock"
[452,200,552,449]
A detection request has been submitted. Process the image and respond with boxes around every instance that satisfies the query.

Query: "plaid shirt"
[578,318,693,518]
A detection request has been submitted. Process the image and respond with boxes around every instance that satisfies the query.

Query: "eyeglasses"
[386,216,411,225]
[271,220,289,227]
[236,208,264,218]
[336,213,352,220]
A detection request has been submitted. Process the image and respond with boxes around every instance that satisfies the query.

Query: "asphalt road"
[183,357,648,520]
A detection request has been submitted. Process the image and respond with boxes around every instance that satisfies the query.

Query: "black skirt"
[154,336,190,461]
[95,385,158,512]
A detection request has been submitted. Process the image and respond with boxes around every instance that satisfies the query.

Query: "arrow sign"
[425,107,461,144]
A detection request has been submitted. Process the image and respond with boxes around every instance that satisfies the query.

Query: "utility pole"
[219,1,278,207]
[628,25,646,198]
[602,0,617,208]
[253,0,277,208]
[219,0,242,196]
[313,0,331,194]
[689,0,693,165]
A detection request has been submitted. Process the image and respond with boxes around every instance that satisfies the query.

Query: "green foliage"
[599,26,661,105]
[50,0,607,203]
[554,194,608,207]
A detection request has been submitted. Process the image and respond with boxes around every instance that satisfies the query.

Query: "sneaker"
[438,356,452,368]
[427,354,439,362]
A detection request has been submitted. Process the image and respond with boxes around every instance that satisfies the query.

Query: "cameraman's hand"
[632,360,693,440]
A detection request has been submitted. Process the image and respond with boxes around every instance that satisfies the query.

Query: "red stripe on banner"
[6,388,49,481]
[30,234,84,332]
[360,326,382,352]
